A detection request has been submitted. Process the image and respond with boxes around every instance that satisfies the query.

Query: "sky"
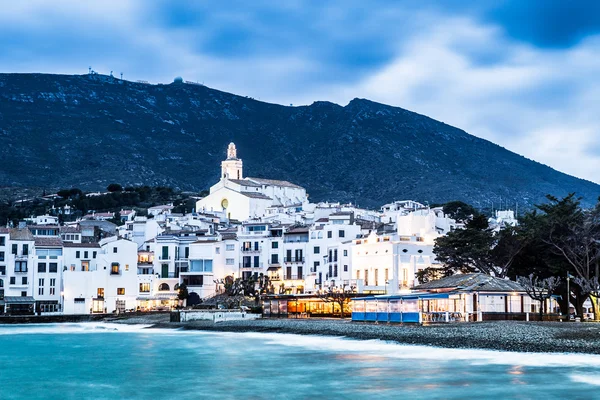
[1,0,599,184]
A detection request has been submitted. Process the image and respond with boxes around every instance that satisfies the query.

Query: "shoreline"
[114,315,600,354]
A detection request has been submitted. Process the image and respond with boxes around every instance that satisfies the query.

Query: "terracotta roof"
[415,273,525,292]
[285,226,309,234]
[63,242,101,248]
[315,218,329,223]
[0,228,9,234]
[60,226,81,233]
[240,192,272,200]
[228,179,262,187]
[9,228,34,241]
[245,177,303,189]
[34,237,63,247]
[120,210,135,215]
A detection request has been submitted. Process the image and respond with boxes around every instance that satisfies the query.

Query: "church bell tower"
[221,142,243,180]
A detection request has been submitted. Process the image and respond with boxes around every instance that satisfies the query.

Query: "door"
[74,301,85,314]
[162,264,169,278]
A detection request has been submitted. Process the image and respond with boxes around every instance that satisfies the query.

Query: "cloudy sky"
[1,1,599,184]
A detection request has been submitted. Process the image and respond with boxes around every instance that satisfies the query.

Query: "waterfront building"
[63,237,138,314]
[351,273,560,323]
[0,228,36,315]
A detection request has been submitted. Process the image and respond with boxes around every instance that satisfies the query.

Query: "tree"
[177,283,189,306]
[107,183,123,192]
[433,214,524,277]
[442,201,479,222]
[517,274,561,320]
[317,284,356,318]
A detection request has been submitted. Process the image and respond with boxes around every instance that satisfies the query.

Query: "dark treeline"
[0,184,206,226]
[428,194,600,318]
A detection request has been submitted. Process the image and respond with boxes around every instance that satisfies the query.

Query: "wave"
[570,374,600,386]
[196,331,600,368]
[0,322,155,335]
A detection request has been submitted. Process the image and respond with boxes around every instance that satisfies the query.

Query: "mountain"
[0,72,598,209]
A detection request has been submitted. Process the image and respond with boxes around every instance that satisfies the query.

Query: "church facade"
[195,143,308,221]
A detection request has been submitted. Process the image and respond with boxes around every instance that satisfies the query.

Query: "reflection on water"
[0,324,598,400]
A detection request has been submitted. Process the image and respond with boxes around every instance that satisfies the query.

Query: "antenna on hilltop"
[110,71,113,77]
[88,66,91,74]
[120,72,123,80]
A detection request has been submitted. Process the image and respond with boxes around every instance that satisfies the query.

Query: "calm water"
[0,324,599,399]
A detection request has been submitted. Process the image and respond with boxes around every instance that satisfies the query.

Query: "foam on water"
[0,322,154,335]
[193,330,600,368]
[570,374,600,386]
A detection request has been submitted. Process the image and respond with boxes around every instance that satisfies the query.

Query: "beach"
[112,314,600,354]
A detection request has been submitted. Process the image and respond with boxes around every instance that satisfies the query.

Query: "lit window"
[117,288,125,295]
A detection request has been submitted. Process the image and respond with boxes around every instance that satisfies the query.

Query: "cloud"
[0,1,599,184]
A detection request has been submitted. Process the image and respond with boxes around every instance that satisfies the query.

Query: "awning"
[354,293,450,301]
[4,296,36,304]
[267,266,281,271]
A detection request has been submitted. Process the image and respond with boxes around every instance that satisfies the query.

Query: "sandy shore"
[111,314,600,354]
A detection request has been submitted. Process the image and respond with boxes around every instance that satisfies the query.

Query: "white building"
[196,143,308,221]
[63,237,138,314]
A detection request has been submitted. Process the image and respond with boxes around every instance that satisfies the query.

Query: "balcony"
[283,274,304,281]
[284,257,305,263]
[158,256,171,261]
[241,247,261,253]
[239,262,263,269]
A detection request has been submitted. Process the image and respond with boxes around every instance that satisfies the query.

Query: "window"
[139,283,150,293]
[364,270,369,286]
[158,283,170,291]
[93,251,97,259]
[333,265,338,277]
[111,263,120,275]
[81,261,89,271]
[125,264,129,271]
[117,288,125,295]
[327,231,332,239]
[76,251,80,259]
[339,230,345,238]
[113,247,118,254]
[271,242,278,249]
[190,260,213,272]
[0,237,4,246]
[50,278,56,287]
[215,247,220,254]
[15,261,27,272]
[343,250,348,257]
[97,288,104,298]
[0,278,3,287]
[226,244,235,251]
[21,291,27,297]
[344,265,348,272]
[254,256,260,268]
[313,261,320,271]
[49,288,55,295]
[226,258,235,265]
[385,269,389,282]
[38,287,44,296]
[314,246,320,254]
[38,263,47,273]
[271,254,279,264]
[161,246,168,259]
[22,244,28,256]
[10,277,15,285]
[0,251,4,262]
[84,251,88,259]
[39,278,44,286]
[49,263,58,273]
[12,244,17,255]
[0,266,3,275]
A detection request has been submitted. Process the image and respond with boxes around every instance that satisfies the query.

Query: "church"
[195,143,309,221]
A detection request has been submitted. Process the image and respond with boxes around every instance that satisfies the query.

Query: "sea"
[0,323,598,399]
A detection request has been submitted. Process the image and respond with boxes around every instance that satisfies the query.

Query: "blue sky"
[1,1,599,184]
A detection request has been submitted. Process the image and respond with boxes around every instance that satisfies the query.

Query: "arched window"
[158,283,170,291]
